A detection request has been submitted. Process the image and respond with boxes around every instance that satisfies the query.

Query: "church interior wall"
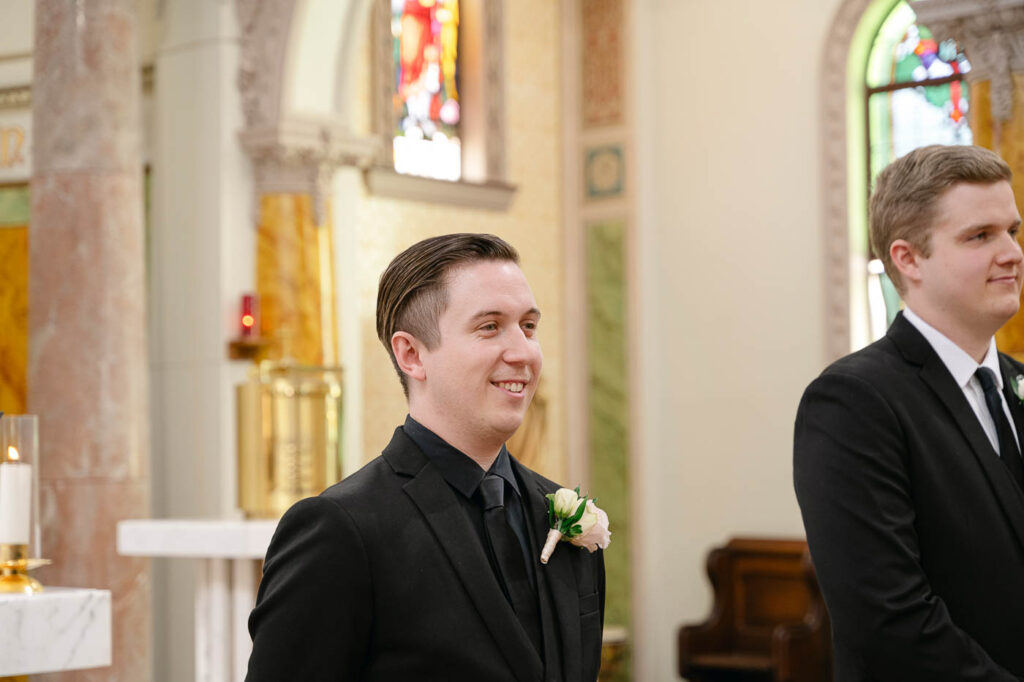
[0,0,880,678]
[630,0,841,677]
[342,0,570,482]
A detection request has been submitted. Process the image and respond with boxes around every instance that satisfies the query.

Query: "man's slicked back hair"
[376,233,520,396]
[870,144,1012,292]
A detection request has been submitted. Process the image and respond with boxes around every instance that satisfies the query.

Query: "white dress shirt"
[903,307,1019,455]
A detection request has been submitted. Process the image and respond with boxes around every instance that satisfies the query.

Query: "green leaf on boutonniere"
[546,495,556,527]
[559,497,589,535]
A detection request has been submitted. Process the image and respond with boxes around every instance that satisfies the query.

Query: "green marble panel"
[586,218,631,680]
[0,185,29,227]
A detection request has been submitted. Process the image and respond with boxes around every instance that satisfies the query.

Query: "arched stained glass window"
[392,0,462,181]
[863,0,972,341]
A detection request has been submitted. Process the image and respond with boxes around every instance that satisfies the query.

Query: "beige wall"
[351,0,569,483]
[6,0,873,677]
[630,0,843,677]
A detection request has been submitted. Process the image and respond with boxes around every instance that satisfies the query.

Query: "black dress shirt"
[402,415,537,592]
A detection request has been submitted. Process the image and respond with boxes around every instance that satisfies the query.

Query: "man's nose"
[503,328,540,364]
[1000,231,1024,262]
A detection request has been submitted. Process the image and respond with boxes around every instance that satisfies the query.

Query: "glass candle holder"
[0,414,46,593]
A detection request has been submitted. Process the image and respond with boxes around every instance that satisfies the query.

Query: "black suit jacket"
[246,427,605,682]
[794,313,1024,682]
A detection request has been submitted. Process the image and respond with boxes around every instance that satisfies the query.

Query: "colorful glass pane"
[864,1,973,339]
[867,1,973,210]
[392,0,461,181]
[866,2,970,89]
[868,84,972,182]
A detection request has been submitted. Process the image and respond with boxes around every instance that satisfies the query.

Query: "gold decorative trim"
[0,63,155,111]
[0,86,31,111]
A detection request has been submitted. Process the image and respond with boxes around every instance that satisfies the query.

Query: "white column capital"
[239,120,380,224]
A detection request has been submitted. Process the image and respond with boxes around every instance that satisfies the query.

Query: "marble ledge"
[117,518,279,559]
[0,587,112,676]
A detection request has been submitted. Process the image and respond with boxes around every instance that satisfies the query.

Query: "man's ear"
[890,239,923,286]
[392,331,427,383]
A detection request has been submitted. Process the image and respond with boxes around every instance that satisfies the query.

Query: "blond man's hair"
[870,145,1012,292]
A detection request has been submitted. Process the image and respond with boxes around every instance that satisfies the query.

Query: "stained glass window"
[864,1,972,340]
[392,0,461,181]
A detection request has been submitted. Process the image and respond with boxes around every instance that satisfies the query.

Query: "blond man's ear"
[890,239,923,287]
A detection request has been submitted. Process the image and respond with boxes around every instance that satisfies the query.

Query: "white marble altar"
[117,518,277,682]
[117,518,276,558]
[0,587,112,676]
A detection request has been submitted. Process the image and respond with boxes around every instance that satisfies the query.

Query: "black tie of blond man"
[976,367,1024,489]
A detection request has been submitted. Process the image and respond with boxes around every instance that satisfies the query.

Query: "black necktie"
[976,368,1024,489]
[478,474,544,657]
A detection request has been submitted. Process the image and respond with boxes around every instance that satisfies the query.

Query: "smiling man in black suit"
[246,233,605,682]
[795,145,1024,681]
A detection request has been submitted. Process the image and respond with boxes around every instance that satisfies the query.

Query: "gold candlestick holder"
[0,543,50,594]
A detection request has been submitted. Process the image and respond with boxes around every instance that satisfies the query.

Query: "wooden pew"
[677,537,831,682]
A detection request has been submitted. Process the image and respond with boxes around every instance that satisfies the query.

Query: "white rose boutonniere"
[1011,374,1024,405]
[540,486,611,564]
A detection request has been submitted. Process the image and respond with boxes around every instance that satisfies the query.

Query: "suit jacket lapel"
[384,432,543,682]
[999,355,1024,449]
[890,316,1024,549]
[516,462,583,682]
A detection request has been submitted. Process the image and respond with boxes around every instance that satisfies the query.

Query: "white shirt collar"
[902,307,1001,390]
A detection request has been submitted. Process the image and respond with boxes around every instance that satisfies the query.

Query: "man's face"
[910,180,1023,340]
[414,260,542,453]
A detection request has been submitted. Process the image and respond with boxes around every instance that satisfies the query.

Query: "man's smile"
[493,380,528,394]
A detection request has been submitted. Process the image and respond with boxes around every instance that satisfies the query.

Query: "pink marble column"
[29,1,151,680]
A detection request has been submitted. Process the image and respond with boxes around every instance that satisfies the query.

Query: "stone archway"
[236,0,378,219]
[820,0,886,361]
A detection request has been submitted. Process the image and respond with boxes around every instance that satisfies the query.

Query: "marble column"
[914,0,1024,355]
[29,1,151,680]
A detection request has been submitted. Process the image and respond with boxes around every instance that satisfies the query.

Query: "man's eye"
[480,322,498,331]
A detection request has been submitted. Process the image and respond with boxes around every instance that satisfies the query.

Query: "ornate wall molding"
[821,0,876,362]
[913,0,1024,122]
[240,118,380,224]
[368,0,396,167]
[236,0,293,131]
[483,0,507,181]
[0,86,31,110]
[236,0,381,223]
[0,63,152,111]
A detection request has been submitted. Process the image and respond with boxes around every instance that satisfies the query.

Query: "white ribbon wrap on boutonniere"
[539,487,611,564]
[1011,374,1024,406]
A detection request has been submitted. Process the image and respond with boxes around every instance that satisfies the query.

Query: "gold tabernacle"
[237,361,343,518]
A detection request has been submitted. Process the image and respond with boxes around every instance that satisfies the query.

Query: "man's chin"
[989,303,1021,333]
[492,415,527,441]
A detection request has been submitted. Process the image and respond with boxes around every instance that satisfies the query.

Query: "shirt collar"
[903,307,1001,390]
[402,415,520,499]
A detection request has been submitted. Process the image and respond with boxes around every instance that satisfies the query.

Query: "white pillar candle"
[0,446,31,545]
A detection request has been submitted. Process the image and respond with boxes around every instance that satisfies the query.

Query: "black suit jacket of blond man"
[796,313,1024,681]
[795,145,1024,681]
